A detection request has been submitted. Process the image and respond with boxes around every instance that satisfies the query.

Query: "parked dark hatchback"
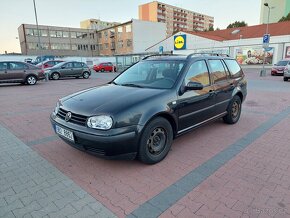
[50,54,247,164]
[0,61,45,85]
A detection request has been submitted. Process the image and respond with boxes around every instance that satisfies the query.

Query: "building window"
[26,29,34,36]
[126,39,132,47]
[125,24,131,33]
[28,42,38,49]
[118,26,123,33]
[118,40,123,48]
[98,32,102,38]
[63,31,69,38]
[50,31,57,37]
[104,31,108,39]
[99,44,103,50]
[71,32,77,38]
[56,31,63,38]
[40,30,48,37]
[104,43,109,49]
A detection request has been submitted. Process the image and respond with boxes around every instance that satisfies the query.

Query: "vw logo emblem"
[65,112,72,122]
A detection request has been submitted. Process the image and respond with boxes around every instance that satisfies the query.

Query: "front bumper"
[50,114,142,159]
[271,69,284,75]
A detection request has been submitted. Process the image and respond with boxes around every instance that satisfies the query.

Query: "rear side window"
[9,62,28,70]
[74,62,82,68]
[224,59,242,78]
[208,60,227,83]
[185,60,210,86]
[0,62,8,70]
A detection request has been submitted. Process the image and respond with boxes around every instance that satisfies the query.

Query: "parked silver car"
[45,61,91,80]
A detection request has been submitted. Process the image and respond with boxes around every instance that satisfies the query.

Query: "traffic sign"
[262,34,270,48]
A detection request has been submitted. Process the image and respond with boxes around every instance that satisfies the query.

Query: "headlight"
[87,115,113,130]
[53,101,60,115]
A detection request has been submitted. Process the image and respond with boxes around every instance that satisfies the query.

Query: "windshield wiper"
[121,83,144,88]
[110,81,118,85]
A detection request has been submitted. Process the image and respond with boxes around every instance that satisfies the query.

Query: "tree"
[227,21,247,29]
[208,25,214,31]
[279,12,290,22]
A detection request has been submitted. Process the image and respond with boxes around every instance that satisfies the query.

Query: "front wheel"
[26,75,37,85]
[223,95,242,124]
[138,117,173,164]
[51,72,60,80]
[283,77,288,81]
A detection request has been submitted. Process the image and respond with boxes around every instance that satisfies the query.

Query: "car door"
[0,62,9,81]
[177,60,216,132]
[60,62,74,77]
[73,62,83,76]
[207,59,233,115]
[8,62,28,81]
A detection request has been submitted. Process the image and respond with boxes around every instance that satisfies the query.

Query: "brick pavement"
[1,70,290,217]
[0,123,116,217]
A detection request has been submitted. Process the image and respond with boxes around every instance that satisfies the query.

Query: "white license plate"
[55,125,74,142]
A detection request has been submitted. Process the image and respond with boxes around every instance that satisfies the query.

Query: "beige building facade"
[139,1,214,36]
[80,19,119,31]
[97,19,166,56]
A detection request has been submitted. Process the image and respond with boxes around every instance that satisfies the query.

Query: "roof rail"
[142,53,179,60]
[186,53,230,60]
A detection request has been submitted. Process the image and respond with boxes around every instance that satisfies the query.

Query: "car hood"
[60,84,167,116]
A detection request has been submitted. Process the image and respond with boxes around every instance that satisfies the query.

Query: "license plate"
[55,125,74,142]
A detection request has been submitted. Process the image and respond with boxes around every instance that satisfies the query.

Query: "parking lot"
[1,69,290,217]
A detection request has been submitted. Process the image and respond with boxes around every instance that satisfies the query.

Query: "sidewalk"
[0,124,116,218]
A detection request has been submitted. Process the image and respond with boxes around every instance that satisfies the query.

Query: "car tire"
[283,77,288,81]
[26,75,37,85]
[101,69,105,72]
[223,95,242,124]
[82,72,90,79]
[51,72,60,80]
[138,117,173,164]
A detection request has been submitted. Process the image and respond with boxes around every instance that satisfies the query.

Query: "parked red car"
[36,60,64,69]
[271,59,290,76]
[93,62,116,72]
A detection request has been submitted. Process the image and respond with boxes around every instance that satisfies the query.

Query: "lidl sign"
[174,35,186,50]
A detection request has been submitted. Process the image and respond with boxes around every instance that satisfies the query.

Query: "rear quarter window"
[224,59,242,78]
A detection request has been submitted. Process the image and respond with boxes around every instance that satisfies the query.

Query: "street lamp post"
[260,2,272,77]
[33,0,41,53]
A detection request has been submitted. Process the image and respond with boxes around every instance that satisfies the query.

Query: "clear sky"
[0,0,261,54]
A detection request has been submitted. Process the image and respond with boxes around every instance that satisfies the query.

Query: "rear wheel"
[26,75,37,85]
[138,117,173,164]
[51,72,60,80]
[283,77,288,81]
[82,71,90,79]
[223,95,242,124]
[101,68,105,72]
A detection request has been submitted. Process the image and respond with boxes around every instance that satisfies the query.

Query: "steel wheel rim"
[28,76,36,84]
[147,127,166,155]
[232,101,240,118]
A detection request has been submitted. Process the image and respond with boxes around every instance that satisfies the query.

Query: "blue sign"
[263,34,270,44]
[159,46,164,54]
[174,35,186,50]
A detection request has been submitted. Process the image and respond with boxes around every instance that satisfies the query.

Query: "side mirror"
[185,81,204,91]
[274,64,277,66]
[61,66,66,69]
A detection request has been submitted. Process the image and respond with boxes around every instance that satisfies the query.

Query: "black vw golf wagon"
[51,54,247,164]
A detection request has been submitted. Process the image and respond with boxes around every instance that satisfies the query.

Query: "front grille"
[57,108,87,126]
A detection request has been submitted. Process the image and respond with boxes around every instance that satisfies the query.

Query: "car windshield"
[113,60,185,89]
[276,61,289,66]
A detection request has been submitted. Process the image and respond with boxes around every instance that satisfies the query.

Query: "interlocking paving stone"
[128,107,290,218]
[0,124,117,218]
